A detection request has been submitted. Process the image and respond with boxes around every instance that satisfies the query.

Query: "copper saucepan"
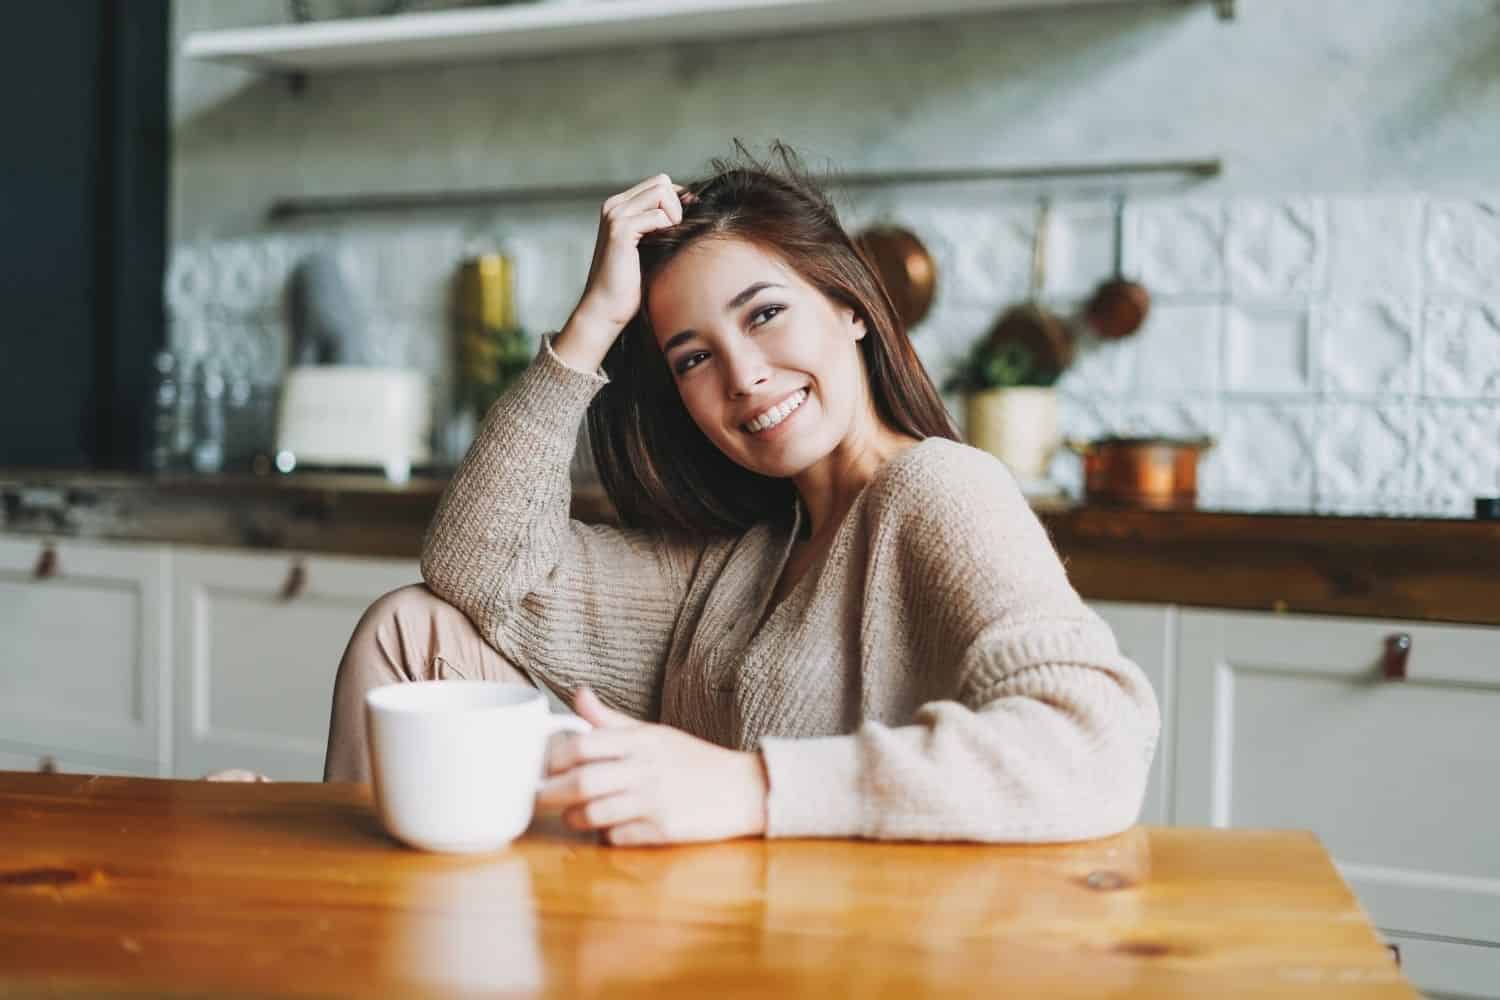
[1065,436,1214,510]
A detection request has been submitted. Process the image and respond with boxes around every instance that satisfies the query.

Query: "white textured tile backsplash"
[165,189,1500,513]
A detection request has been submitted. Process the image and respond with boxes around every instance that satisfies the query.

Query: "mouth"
[741,388,809,436]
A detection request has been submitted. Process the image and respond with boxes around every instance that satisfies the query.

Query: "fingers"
[544,726,637,776]
[203,769,272,782]
[602,820,659,846]
[537,758,636,810]
[613,185,684,227]
[603,173,672,213]
[573,686,638,728]
[603,175,685,228]
[562,792,645,832]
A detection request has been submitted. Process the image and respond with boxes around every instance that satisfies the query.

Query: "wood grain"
[1037,505,1500,625]
[0,773,1414,998]
[6,469,1498,624]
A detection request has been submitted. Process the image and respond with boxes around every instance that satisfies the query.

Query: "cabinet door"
[0,739,152,777]
[1175,609,1500,977]
[1088,601,1173,826]
[173,548,418,781]
[0,537,168,769]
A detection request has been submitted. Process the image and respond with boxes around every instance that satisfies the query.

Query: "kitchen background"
[168,0,1500,515]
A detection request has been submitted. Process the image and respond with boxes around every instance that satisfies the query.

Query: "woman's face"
[647,237,869,480]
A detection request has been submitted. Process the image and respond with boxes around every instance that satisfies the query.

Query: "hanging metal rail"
[265,156,1222,222]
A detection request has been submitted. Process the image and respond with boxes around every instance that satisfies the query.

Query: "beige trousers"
[323,584,535,783]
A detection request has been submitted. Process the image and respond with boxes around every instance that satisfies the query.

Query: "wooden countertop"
[4,469,1498,625]
[0,773,1414,998]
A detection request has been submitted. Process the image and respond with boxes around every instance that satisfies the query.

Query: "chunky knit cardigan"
[420,338,1160,841]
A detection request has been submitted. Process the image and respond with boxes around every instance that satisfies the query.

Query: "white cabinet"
[1089,601,1174,827]
[0,740,148,777]
[1175,608,1500,998]
[0,537,169,775]
[172,547,418,781]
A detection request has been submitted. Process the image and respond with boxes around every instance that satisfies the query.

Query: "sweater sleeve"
[758,448,1160,842]
[420,335,703,720]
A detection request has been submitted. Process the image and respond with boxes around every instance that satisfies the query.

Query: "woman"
[323,148,1160,846]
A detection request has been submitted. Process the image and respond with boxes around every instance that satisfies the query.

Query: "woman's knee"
[361,583,448,631]
[348,582,528,686]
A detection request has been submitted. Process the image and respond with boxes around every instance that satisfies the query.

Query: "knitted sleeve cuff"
[759,733,864,839]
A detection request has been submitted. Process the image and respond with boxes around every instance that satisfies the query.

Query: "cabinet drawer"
[0,537,168,763]
[173,548,418,780]
[1175,610,1500,948]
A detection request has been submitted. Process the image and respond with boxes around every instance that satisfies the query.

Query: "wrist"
[557,304,620,362]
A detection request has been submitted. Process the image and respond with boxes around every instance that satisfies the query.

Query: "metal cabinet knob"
[1382,633,1411,681]
[280,560,308,601]
[33,544,58,580]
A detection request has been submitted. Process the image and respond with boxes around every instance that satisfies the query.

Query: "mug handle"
[534,714,592,792]
[544,714,591,738]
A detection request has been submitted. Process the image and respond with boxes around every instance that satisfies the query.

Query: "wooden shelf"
[183,0,1213,74]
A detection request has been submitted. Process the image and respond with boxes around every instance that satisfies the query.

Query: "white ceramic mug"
[365,680,589,853]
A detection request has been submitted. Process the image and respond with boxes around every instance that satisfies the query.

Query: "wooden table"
[0,773,1414,998]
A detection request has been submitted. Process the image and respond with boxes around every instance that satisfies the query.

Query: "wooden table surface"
[0,773,1414,998]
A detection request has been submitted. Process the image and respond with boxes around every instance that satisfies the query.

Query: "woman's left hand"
[537,687,769,845]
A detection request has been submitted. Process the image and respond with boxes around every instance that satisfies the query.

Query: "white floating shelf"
[184,0,1204,74]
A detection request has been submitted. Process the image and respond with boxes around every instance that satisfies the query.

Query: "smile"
[743,388,808,434]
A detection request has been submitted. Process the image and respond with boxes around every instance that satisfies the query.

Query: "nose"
[720,340,771,399]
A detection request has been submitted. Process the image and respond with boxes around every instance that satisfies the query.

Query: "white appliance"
[274,367,431,482]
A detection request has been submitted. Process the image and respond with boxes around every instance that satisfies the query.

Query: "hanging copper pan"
[854,226,937,332]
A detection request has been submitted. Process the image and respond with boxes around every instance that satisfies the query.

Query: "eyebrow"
[661,282,785,354]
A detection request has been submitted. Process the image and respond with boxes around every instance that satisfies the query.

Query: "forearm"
[420,337,605,627]
[759,662,1158,843]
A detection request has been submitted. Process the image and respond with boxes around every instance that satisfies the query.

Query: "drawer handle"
[280,561,307,601]
[1382,633,1411,681]
[33,544,58,580]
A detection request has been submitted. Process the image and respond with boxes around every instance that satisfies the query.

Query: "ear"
[848,308,867,342]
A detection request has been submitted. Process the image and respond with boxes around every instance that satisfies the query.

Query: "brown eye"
[750,304,785,328]
[675,351,709,375]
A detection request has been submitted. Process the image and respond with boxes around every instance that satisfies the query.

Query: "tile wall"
[165,191,1500,514]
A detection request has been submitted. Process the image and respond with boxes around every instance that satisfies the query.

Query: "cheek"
[676,379,727,438]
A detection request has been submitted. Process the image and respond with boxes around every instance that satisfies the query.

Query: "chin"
[727,432,834,481]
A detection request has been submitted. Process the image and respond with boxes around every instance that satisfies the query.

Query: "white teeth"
[745,389,807,433]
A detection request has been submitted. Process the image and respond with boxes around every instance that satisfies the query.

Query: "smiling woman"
[586,157,961,538]
[323,143,1161,848]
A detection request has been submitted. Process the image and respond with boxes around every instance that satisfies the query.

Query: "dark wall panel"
[0,2,166,468]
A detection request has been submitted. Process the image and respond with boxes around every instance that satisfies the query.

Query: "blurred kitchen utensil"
[288,251,373,366]
[1065,436,1213,509]
[854,225,937,332]
[1084,195,1150,341]
[983,199,1074,377]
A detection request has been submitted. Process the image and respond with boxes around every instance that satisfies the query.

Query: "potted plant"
[943,306,1073,487]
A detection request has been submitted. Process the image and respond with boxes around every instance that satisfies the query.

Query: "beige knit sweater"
[420,338,1160,842]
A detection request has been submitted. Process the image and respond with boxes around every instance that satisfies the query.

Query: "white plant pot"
[965,387,1060,485]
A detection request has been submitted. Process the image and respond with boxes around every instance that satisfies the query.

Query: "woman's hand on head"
[537,686,769,846]
[559,176,689,361]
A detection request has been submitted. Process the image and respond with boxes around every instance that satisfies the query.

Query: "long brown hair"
[587,142,960,537]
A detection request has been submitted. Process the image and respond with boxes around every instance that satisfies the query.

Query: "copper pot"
[1065,436,1213,510]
